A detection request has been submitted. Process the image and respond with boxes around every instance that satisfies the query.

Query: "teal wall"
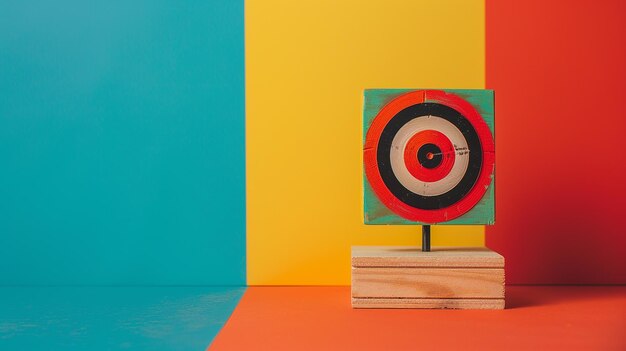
[0,1,245,285]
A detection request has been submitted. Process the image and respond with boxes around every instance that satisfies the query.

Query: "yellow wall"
[247,0,485,285]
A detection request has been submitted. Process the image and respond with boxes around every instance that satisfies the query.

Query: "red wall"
[486,0,626,284]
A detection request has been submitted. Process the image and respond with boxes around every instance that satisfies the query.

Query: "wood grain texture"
[351,246,505,309]
[352,246,504,268]
[351,298,504,309]
[352,267,504,298]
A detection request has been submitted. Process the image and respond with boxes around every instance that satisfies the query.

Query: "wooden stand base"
[351,246,505,309]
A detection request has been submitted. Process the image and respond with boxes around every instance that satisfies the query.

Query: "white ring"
[389,116,470,196]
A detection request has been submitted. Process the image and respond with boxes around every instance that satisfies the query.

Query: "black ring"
[377,103,482,210]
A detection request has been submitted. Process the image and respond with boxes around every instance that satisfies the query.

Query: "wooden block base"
[351,246,505,309]
[351,298,505,309]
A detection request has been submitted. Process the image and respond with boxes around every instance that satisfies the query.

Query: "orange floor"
[208,286,625,351]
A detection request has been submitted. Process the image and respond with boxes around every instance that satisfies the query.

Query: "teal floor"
[0,287,245,351]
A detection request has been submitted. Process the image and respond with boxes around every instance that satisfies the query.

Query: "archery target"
[363,90,494,223]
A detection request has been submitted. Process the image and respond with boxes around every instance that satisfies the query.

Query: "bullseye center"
[417,143,443,169]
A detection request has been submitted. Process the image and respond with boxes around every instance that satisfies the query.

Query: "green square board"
[363,89,495,225]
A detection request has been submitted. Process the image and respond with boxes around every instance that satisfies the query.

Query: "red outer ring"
[403,130,455,182]
[364,90,495,223]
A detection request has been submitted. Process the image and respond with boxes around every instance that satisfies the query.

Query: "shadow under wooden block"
[351,246,505,309]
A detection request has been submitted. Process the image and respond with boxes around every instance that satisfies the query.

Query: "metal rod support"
[422,225,431,252]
